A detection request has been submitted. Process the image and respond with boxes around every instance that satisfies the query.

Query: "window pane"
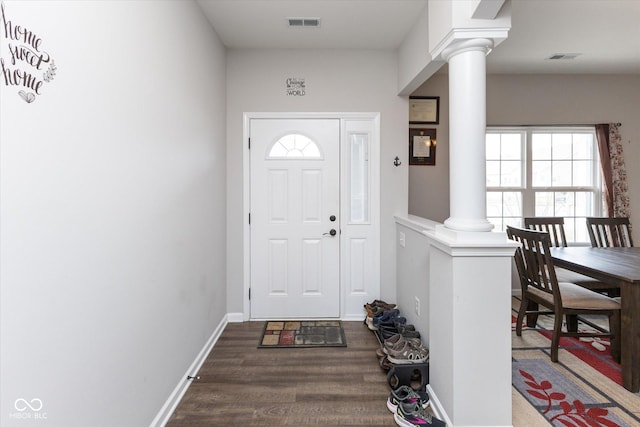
[501,134,521,160]
[487,192,503,216]
[532,133,551,160]
[501,161,522,186]
[268,134,322,159]
[486,161,501,187]
[535,192,554,216]
[573,134,593,160]
[503,192,522,217]
[552,160,572,186]
[532,161,551,186]
[573,160,592,186]
[574,192,592,216]
[350,134,369,223]
[574,217,589,242]
[552,134,572,160]
[554,192,575,217]
[486,134,500,160]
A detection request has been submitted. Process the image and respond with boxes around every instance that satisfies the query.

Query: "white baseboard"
[226,312,245,323]
[341,315,366,322]
[426,385,453,427]
[149,314,229,427]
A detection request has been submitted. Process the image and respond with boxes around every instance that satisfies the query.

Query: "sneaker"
[380,323,420,340]
[386,385,430,413]
[394,401,446,427]
[374,311,406,328]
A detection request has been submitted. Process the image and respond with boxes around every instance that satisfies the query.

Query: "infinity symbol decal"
[14,398,43,412]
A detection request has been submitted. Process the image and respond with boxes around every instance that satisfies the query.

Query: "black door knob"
[329,229,337,236]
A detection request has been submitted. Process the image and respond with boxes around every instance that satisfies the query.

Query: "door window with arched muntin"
[267,133,323,159]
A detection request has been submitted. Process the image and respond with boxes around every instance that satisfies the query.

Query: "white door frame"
[242,112,380,321]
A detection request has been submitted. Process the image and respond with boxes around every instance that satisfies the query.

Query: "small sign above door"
[286,77,306,96]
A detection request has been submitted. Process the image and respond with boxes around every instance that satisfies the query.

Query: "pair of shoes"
[384,334,422,355]
[365,302,398,331]
[373,309,406,328]
[394,401,446,427]
[380,323,421,340]
[378,318,420,340]
[386,339,429,364]
[386,385,430,413]
[367,308,403,331]
[364,300,397,317]
[380,323,414,339]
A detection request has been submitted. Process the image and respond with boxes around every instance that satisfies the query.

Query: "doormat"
[258,320,347,348]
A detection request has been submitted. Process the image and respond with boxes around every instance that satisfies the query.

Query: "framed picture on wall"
[409,96,439,124]
[409,128,436,165]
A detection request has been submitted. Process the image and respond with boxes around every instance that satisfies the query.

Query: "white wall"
[0,2,227,426]
[410,73,640,243]
[226,49,408,315]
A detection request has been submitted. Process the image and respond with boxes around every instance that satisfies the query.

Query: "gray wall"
[410,73,640,243]
[225,49,409,313]
[0,2,227,425]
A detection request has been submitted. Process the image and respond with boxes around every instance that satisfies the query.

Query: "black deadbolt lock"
[330,215,336,222]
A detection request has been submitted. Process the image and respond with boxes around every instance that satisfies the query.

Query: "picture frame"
[409,96,439,124]
[409,128,436,166]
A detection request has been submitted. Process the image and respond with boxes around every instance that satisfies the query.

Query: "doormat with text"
[258,320,347,348]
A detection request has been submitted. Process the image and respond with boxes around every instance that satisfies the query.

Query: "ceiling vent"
[287,17,321,28]
[546,53,581,60]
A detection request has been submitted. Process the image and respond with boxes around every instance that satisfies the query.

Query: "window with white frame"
[486,127,603,244]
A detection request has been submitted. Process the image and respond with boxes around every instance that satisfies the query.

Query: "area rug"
[511,298,624,387]
[511,297,640,426]
[512,358,636,426]
[257,320,347,348]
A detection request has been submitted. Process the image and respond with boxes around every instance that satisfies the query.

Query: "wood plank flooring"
[167,321,396,426]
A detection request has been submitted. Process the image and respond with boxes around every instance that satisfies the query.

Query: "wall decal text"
[1,2,57,103]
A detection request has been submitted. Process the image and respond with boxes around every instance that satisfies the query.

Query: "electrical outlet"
[414,296,420,316]
[399,231,406,248]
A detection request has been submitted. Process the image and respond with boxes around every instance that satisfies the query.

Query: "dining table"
[549,246,640,393]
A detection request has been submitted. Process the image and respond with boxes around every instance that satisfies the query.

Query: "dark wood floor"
[167,320,397,426]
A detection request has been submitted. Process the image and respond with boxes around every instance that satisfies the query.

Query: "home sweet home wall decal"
[1,2,57,103]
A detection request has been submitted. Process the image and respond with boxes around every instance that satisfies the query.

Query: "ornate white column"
[442,38,494,232]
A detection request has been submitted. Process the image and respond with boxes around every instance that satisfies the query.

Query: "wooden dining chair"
[524,217,616,297]
[586,217,634,248]
[507,225,621,363]
[524,217,568,247]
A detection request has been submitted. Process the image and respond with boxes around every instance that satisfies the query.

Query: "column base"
[444,217,494,232]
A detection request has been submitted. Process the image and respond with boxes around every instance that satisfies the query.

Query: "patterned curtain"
[595,123,630,217]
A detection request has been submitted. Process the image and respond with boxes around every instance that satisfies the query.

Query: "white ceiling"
[197,0,640,75]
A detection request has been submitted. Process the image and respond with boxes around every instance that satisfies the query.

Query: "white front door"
[250,118,340,318]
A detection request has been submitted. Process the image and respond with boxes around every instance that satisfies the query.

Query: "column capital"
[441,38,493,62]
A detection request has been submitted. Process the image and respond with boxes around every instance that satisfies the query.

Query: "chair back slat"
[586,217,634,248]
[507,226,561,302]
[524,217,567,247]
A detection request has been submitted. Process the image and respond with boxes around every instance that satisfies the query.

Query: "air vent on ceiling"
[287,17,321,28]
[546,53,581,60]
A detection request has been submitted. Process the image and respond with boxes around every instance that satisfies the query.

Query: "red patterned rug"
[511,301,640,426]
